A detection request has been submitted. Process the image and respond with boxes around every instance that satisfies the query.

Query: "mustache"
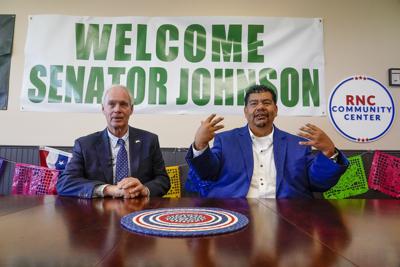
[254,112,269,116]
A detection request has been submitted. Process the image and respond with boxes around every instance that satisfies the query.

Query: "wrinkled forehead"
[104,87,132,105]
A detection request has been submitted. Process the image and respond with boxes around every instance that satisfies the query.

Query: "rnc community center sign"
[328,76,395,142]
[21,15,326,115]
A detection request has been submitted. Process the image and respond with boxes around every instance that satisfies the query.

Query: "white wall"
[1,0,399,150]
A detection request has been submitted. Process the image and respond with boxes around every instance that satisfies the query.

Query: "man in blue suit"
[186,85,348,198]
[57,85,170,198]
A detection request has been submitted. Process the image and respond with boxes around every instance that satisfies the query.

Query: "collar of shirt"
[248,126,274,150]
[107,129,129,149]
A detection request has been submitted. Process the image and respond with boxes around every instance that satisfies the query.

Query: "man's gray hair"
[102,85,134,106]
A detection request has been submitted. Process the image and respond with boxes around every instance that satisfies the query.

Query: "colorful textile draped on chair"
[12,163,59,195]
[163,166,182,198]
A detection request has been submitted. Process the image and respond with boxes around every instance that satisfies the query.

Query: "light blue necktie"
[115,139,128,183]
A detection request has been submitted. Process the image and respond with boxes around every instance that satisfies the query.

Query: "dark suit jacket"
[186,125,348,198]
[57,127,170,198]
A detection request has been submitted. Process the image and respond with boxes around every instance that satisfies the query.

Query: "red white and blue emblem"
[121,207,249,237]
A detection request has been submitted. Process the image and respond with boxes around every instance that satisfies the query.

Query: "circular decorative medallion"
[121,207,249,237]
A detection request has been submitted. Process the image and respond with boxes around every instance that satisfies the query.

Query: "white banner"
[21,15,325,115]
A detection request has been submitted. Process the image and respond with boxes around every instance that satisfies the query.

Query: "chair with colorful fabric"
[163,165,182,198]
[11,163,59,195]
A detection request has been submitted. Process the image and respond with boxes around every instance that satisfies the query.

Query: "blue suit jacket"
[186,125,348,198]
[57,127,170,198]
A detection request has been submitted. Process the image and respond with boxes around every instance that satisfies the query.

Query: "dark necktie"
[116,139,128,183]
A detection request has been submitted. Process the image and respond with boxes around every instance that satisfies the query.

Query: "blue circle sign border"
[328,76,395,142]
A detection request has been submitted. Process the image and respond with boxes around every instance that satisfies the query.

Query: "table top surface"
[0,196,399,267]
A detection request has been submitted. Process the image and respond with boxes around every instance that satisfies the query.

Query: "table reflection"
[185,198,253,267]
[2,196,399,266]
[184,198,352,267]
[56,197,154,267]
[274,200,351,267]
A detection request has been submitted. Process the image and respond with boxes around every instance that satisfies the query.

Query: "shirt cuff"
[144,186,150,198]
[93,184,108,198]
[192,143,208,158]
[329,148,340,163]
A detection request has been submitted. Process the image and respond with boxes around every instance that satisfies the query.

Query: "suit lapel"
[273,127,287,193]
[238,126,253,181]
[129,127,141,175]
[96,129,113,184]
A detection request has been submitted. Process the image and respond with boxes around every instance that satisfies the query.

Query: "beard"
[255,121,267,128]
[253,112,269,128]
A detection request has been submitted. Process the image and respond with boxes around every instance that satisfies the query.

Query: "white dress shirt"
[93,130,130,197]
[246,127,276,198]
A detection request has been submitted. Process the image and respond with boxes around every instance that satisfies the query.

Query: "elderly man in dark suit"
[57,85,170,198]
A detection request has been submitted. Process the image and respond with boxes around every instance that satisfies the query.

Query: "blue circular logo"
[328,76,395,142]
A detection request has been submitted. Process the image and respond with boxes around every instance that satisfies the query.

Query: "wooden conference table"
[0,196,399,267]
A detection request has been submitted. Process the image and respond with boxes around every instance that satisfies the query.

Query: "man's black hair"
[244,84,277,106]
